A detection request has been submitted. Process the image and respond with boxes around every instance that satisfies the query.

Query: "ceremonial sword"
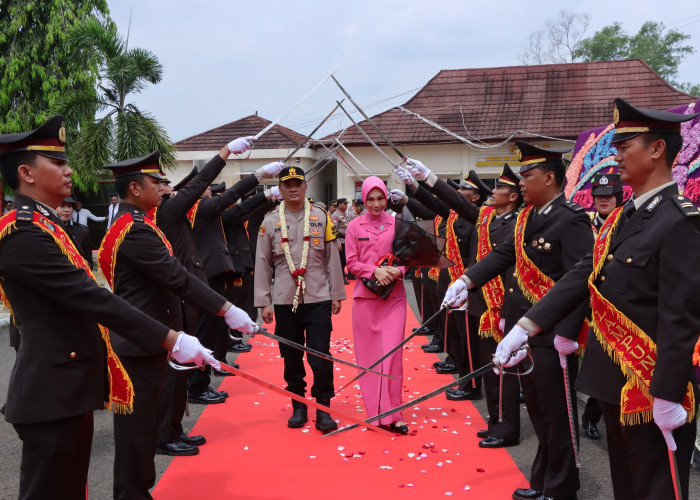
[281,99,345,163]
[336,100,400,170]
[254,71,336,140]
[336,306,446,393]
[254,327,396,379]
[561,355,581,468]
[331,75,407,161]
[323,347,533,437]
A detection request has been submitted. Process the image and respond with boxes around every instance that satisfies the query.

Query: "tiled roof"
[176,114,307,151]
[322,59,697,146]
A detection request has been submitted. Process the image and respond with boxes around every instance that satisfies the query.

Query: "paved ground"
[0,282,698,498]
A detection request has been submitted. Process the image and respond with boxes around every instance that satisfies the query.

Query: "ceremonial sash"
[187,199,201,227]
[98,212,174,289]
[428,216,443,282]
[0,210,134,414]
[588,207,695,425]
[476,206,505,342]
[147,207,157,223]
[444,211,465,283]
[514,206,555,303]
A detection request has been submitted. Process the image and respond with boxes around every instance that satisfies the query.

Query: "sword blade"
[254,72,335,140]
[256,327,396,379]
[331,75,406,160]
[562,360,581,468]
[335,100,399,169]
[216,361,393,436]
[337,306,445,393]
[669,448,682,500]
[324,361,495,437]
[282,100,345,163]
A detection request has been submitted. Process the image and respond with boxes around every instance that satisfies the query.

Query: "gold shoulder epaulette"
[672,195,700,217]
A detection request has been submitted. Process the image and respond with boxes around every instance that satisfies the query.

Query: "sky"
[106,0,700,143]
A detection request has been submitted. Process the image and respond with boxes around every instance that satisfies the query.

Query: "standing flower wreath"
[279,198,311,312]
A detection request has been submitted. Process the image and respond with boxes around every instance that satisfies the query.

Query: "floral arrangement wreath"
[279,199,310,312]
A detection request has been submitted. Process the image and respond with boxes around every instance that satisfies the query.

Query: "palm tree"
[52,19,175,190]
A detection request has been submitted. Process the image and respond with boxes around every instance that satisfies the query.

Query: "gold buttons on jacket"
[508,288,514,293]
[606,254,613,261]
[513,272,517,278]
[626,257,632,264]
[600,276,606,282]
[70,352,77,359]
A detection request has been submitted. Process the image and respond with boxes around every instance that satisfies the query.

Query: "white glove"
[228,136,256,154]
[257,161,285,178]
[494,324,529,368]
[171,332,220,371]
[653,397,687,451]
[405,158,431,181]
[498,318,506,333]
[224,305,258,335]
[388,188,407,204]
[554,335,579,368]
[441,278,467,309]
[269,186,283,201]
[394,166,415,185]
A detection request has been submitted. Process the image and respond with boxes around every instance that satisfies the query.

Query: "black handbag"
[360,256,396,300]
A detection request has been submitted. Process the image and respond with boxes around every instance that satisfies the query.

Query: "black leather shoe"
[412,327,430,335]
[423,344,444,353]
[343,279,350,285]
[288,405,308,428]
[208,386,228,399]
[188,390,225,405]
[212,368,234,377]
[179,433,206,446]
[479,436,518,448]
[476,429,490,438]
[445,388,482,400]
[433,360,449,368]
[315,410,338,432]
[435,363,458,374]
[390,422,409,435]
[512,488,542,500]
[583,421,600,440]
[228,342,252,353]
[156,441,199,456]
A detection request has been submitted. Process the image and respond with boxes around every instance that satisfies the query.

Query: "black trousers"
[229,270,254,338]
[479,336,520,440]
[157,367,187,443]
[339,243,347,276]
[274,301,334,401]
[13,412,93,500]
[601,401,696,500]
[520,346,580,497]
[583,396,603,425]
[453,314,482,391]
[113,353,168,500]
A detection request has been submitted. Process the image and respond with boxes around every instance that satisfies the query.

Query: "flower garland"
[279,198,311,313]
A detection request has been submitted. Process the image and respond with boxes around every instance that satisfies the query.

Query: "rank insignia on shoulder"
[16,207,33,222]
[36,205,50,217]
[503,213,513,220]
[131,212,144,223]
[672,195,700,217]
[645,195,662,213]
[563,201,584,213]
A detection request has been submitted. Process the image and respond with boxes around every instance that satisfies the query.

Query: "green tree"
[0,0,110,132]
[53,19,175,190]
[575,21,696,93]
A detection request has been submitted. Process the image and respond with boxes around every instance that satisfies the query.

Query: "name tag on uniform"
[358,237,369,241]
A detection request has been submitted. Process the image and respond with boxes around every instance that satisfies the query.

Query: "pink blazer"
[345,212,406,300]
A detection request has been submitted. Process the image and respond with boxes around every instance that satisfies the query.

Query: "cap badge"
[289,167,297,176]
[599,176,609,185]
[515,148,522,161]
[58,122,67,144]
[613,105,620,126]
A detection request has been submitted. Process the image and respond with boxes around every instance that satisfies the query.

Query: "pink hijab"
[361,176,388,203]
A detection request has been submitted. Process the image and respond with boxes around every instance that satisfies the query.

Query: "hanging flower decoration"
[279,199,311,313]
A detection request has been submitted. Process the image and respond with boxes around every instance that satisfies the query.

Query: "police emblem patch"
[311,229,321,236]
[310,215,320,221]
[258,225,266,237]
[312,238,320,246]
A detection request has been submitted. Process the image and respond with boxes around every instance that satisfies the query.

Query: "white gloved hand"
[653,397,687,451]
[405,158,431,181]
[441,278,467,309]
[269,186,283,201]
[228,136,256,154]
[388,188,407,204]
[171,332,221,371]
[394,166,415,185]
[224,305,258,335]
[494,324,529,368]
[554,335,579,368]
[257,161,285,178]
[498,318,506,333]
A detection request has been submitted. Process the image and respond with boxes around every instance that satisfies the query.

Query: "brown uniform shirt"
[254,205,346,307]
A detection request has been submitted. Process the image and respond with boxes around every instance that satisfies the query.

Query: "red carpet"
[153,285,526,499]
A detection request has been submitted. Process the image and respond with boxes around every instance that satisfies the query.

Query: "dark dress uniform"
[64,218,93,269]
[427,173,521,441]
[154,156,228,446]
[190,174,259,393]
[466,192,593,498]
[107,200,226,500]
[525,185,700,500]
[0,195,172,500]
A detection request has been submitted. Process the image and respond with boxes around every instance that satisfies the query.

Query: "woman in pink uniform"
[345,176,408,434]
